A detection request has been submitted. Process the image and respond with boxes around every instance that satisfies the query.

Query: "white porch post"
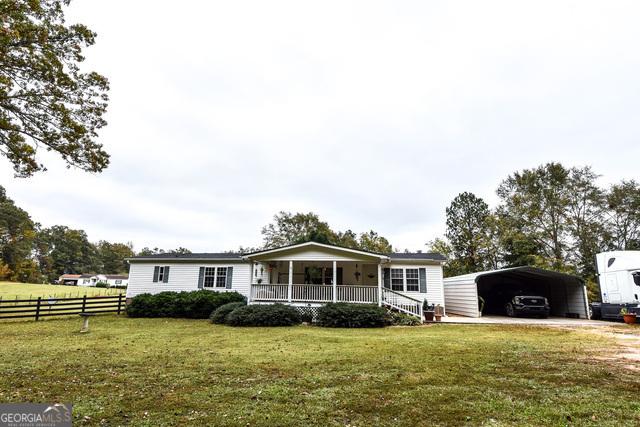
[377,263,383,307]
[288,260,293,303]
[332,260,337,302]
[248,261,254,303]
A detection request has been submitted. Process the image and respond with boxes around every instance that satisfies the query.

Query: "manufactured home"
[58,273,129,287]
[126,241,446,318]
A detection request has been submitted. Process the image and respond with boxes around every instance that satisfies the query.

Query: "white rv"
[593,251,640,320]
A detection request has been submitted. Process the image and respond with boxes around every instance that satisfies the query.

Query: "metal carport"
[443,267,590,319]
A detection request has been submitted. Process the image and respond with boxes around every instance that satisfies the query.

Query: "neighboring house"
[58,274,129,287]
[126,241,446,318]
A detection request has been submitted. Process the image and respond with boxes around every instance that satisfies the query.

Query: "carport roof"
[444,266,584,284]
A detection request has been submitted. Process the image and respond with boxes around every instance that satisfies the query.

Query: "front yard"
[0,316,638,426]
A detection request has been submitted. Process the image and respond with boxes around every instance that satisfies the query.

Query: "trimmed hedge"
[390,312,422,326]
[210,301,246,324]
[316,303,390,328]
[226,304,301,327]
[126,290,245,319]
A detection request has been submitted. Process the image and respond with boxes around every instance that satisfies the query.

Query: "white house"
[59,274,129,287]
[126,241,446,318]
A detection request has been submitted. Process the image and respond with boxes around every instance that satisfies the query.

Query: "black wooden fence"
[0,294,125,321]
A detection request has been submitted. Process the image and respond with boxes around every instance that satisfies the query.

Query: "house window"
[83,279,90,285]
[157,266,165,282]
[115,279,122,285]
[204,267,216,288]
[406,269,419,292]
[216,267,227,288]
[391,269,404,291]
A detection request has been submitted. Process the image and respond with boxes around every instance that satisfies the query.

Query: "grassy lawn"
[0,317,638,426]
[0,281,123,300]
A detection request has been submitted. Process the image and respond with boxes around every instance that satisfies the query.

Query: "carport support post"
[288,261,293,303]
[332,261,337,303]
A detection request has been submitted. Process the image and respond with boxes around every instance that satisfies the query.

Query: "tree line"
[430,163,640,301]
[0,185,195,283]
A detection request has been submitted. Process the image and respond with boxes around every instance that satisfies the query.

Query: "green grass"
[0,317,638,426]
[0,281,122,300]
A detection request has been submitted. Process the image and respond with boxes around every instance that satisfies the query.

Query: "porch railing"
[292,284,333,302]
[381,288,423,318]
[251,284,288,301]
[337,285,378,304]
[251,284,378,304]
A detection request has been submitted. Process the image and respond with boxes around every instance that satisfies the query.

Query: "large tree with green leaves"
[0,185,36,279]
[606,180,640,250]
[261,212,337,248]
[96,240,134,274]
[0,0,110,177]
[497,163,572,270]
[445,192,494,273]
[35,225,98,281]
[261,211,393,253]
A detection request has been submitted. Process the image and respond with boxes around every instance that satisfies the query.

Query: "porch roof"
[242,241,389,261]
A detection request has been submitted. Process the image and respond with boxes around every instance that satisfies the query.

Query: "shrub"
[390,312,422,326]
[95,282,109,288]
[316,303,390,328]
[226,304,301,327]
[210,301,246,324]
[126,290,245,319]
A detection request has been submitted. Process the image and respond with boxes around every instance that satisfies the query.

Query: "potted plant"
[423,299,435,322]
[434,304,444,322]
[620,308,637,325]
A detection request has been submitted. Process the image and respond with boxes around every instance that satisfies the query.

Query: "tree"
[261,212,337,248]
[36,225,98,281]
[565,167,607,280]
[96,240,134,273]
[136,247,192,256]
[1,0,110,177]
[0,185,36,280]
[445,192,493,273]
[426,237,465,277]
[606,180,640,250]
[357,230,392,254]
[497,163,572,270]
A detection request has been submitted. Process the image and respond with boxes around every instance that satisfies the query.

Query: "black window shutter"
[419,268,427,293]
[226,267,233,289]
[198,267,205,289]
[337,267,343,285]
[153,266,159,283]
[383,268,390,289]
[163,266,170,283]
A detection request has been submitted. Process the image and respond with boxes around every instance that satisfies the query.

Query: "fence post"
[35,297,41,321]
[117,294,122,315]
[81,295,87,313]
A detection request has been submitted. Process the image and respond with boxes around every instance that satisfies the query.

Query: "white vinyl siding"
[127,262,250,299]
[443,279,480,317]
[387,263,445,308]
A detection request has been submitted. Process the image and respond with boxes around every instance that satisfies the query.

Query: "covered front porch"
[249,260,382,304]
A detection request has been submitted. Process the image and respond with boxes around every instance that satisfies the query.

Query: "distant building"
[57,274,129,287]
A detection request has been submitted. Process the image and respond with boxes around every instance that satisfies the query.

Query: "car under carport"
[443,267,590,319]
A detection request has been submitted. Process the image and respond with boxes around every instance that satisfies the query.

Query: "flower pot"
[434,314,442,322]
[424,311,435,322]
[623,314,637,324]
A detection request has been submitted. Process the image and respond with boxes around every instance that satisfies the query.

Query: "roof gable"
[243,242,389,261]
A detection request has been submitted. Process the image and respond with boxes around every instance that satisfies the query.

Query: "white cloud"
[2,0,640,252]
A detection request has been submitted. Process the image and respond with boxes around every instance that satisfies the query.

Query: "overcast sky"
[2,1,640,252]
